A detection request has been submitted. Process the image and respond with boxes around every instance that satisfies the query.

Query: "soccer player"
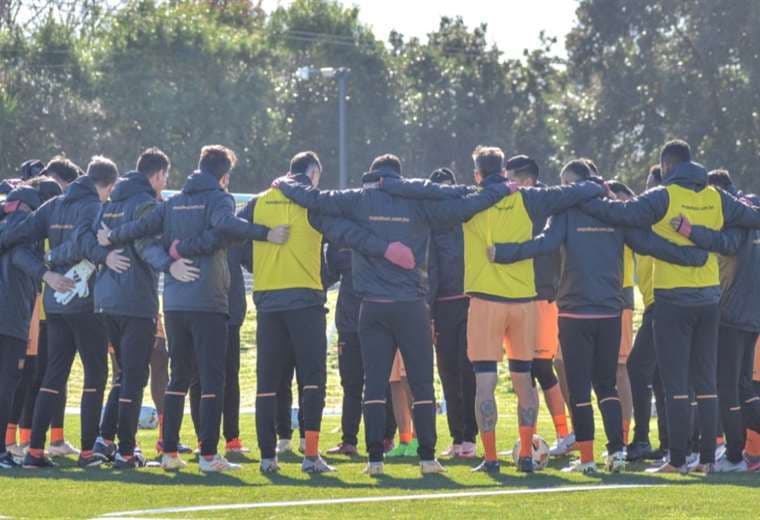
[189,242,253,456]
[1,157,119,468]
[426,168,478,459]
[385,352,417,458]
[578,140,760,473]
[606,180,636,445]
[98,145,286,472]
[504,155,573,458]
[324,240,365,456]
[7,162,81,460]
[0,186,73,468]
[81,148,222,468]
[625,166,669,461]
[239,151,404,473]
[666,170,760,472]
[745,341,760,471]
[274,152,514,475]
[375,149,603,474]
[491,159,709,473]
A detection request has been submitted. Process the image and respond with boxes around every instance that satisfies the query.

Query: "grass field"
[2,291,759,518]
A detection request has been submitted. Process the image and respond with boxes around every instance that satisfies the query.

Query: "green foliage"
[2,0,758,193]
[565,0,760,190]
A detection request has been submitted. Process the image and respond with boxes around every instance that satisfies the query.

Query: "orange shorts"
[467,298,537,362]
[754,335,760,382]
[618,308,634,364]
[389,350,406,383]
[26,296,42,356]
[534,300,559,360]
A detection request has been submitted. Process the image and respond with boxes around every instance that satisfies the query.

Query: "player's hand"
[43,271,76,293]
[169,258,200,283]
[267,225,290,244]
[487,246,496,262]
[670,213,692,237]
[105,249,130,273]
[98,222,112,247]
[384,241,415,270]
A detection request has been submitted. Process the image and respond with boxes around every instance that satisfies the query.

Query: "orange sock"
[50,428,64,444]
[158,414,164,443]
[28,448,44,458]
[578,440,594,463]
[5,424,17,447]
[622,420,630,445]
[80,450,93,458]
[552,415,569,438]
[481,431,497,462]
[746,430,760,457]
[305,430,319,458]
[399,432,413,444]
[519,426,535,458]
[19,428,31,445]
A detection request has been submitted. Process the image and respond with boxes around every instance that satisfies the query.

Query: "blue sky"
[262,0,580,59]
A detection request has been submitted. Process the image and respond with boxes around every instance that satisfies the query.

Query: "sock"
[519,426,535,458]
[5,424,16,447]
[80,450,93,458]
[746,430,760,457]
[28,448,44,458]
[50,427,64,444]
[552,415,569,438]
[399,432,413,444]
[305,430,319,458]
[481,431,497,462]
[158,414,164,444]
[623,420,630,445]
[20,428,31,445]
[578,440,594,464]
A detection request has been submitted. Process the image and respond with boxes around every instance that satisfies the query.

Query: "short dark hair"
[20,159,45,180]
[87,156,119,187]
[581,157,599,176]
[561,159,592,181]
[607,179,634,198]
[199,145,237,179]
[429,167,457,184]
[24,175,62,202]
[708,169,732,190]
[43,156,81,184]
[290,151,322,175]
[648,165,662,184]
[472,146,504,177]
[505,155,539,180]
[370,154,402,174]
[661,139,691,165]
[137,147,170,177]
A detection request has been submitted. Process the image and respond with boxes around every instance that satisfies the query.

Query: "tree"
[564,0,760,190]
[390,17,564,180]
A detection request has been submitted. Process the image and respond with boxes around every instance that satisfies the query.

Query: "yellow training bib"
[463,191,536,299]
[651,185,722,290]
[252,188,323,292]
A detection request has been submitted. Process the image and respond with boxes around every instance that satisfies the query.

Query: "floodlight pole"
[336,68,349,189]
[294,66,351,188]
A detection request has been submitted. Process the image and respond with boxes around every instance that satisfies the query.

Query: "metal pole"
[338,70,348,189]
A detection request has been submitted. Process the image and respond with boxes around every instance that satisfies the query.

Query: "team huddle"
[1,139,760,477]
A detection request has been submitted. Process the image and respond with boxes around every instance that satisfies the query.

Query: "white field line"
[99,484,657,518]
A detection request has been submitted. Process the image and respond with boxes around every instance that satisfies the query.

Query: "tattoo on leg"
[518,405,537,427]
[479,399,497,431]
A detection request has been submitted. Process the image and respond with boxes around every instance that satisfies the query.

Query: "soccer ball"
[138,406,159,430]
[512,434,550,471]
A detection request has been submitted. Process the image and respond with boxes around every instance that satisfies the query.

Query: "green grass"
[1,415,759,519]
[5,291,759,518]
